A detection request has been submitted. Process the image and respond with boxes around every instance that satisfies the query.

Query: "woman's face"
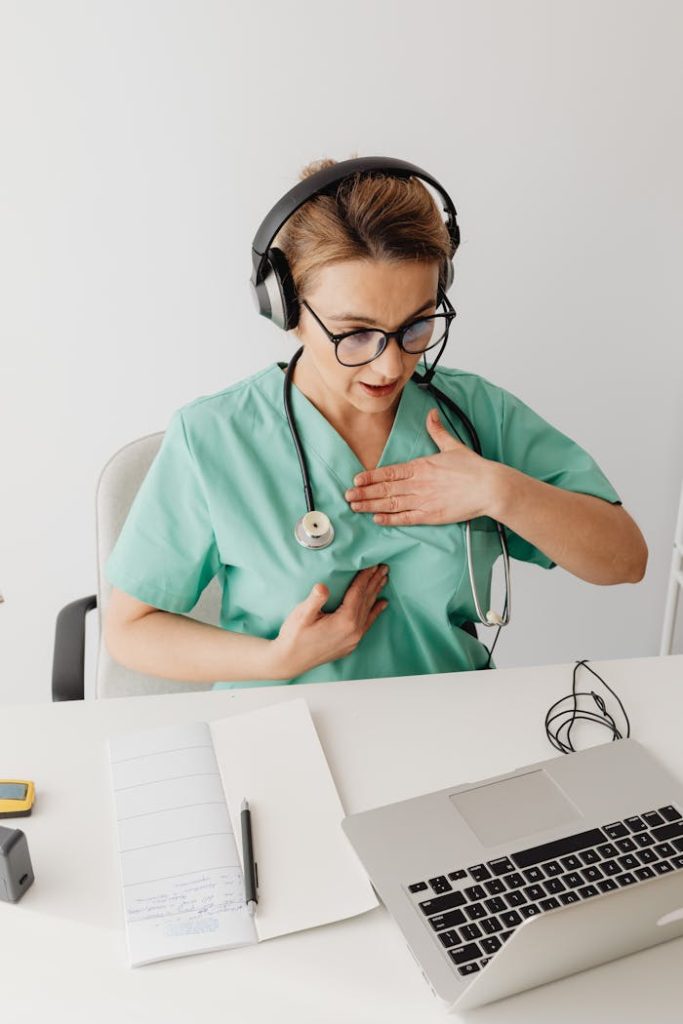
[291,258,441,419]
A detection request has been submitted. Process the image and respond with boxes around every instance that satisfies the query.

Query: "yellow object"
[0,779,35,818]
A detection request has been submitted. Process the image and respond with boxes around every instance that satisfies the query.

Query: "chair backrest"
[94,432,220,698]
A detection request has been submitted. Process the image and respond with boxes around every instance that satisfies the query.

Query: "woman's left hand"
[344,408,503,527]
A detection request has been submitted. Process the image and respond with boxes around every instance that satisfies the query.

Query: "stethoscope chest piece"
[295,510,335,550]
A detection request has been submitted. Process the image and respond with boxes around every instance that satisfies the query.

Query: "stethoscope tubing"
[282,347,511,627]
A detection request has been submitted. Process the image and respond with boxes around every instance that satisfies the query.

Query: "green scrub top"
[105,362,622,688]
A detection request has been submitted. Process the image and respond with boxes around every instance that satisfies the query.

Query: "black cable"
[545,659,631,754]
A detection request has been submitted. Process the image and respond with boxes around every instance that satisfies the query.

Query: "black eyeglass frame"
[300,292,457,367]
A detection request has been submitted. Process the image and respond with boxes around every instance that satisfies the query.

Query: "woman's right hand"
[268,564,390,679]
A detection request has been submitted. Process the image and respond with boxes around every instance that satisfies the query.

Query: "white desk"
[2,655,683,1024]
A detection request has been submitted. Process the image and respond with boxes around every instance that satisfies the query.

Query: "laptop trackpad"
[449,769,581,847]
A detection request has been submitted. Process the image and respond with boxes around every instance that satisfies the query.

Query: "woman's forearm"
[488,464,648,585]
[105,610,283,684]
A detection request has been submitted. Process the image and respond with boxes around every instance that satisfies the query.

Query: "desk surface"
[2,655,683,1024]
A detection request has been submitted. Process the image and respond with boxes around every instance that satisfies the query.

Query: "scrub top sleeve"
[498,385,622,569]
[104,409,221,612]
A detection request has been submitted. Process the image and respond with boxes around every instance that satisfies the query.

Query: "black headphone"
[249,156,461,332]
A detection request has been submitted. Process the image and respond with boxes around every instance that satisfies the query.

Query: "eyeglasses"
[300,293,457,367]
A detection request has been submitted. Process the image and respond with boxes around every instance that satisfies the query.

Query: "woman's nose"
[370,336,404,379]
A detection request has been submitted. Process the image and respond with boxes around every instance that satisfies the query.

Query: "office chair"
[52,432,220,700]
[51,433,478,700]
[660,477,683,655]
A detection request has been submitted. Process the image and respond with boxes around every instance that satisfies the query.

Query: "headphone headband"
[249,155,460,330]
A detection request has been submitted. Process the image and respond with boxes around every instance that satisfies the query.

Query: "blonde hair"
[273,155,456,299]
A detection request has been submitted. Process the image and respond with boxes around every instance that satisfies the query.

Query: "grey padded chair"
[52,432,219,700]
[52,432,479,700]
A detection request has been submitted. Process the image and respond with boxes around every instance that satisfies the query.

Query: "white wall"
[1,0,682,705]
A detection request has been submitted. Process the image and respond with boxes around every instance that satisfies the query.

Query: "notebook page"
[209,698,378,942]
[108,721,257,965]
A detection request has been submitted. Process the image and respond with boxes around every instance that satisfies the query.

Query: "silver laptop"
[341,739,683,1011]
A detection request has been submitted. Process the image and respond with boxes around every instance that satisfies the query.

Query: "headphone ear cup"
[259,246,300,331]
[443,259,454,292]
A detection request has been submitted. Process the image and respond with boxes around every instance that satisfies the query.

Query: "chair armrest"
[52,595,97,701]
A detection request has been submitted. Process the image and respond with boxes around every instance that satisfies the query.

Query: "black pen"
[240,798,258,915]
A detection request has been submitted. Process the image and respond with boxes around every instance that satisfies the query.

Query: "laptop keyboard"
[407,803,683,979]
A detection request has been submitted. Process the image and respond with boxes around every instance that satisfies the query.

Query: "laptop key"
[449,942,482,964]
[579,848,601,864]
[464,885,486,902]
[675,838,683,852]
[604,822,629,839]
[616,872,636,886]
[542,860,563,876]
[481,936,502,954]
[457,962,480,976]
[642,811,664,827]
[578,884,599,899]
[448,869,467,881]
[634,832,655,848]
[438,929,462,948]
[459,923,482,941]
[559,891,580,905]
[651,820,683,843]
[429,875,452,894]
[480,916,503,934]
[500,910,522,928]
[654,861,674,875]
[658,805,682,822]
[564,872,583,888]
[479,957,491,967]
[601,859,621,876]
[465,902,486,920]
[545,877,566,894]
[597,843,618,858]
[484,878,506,895]
[617,854,639,871]
[560,855,582,871]
[419,891,467,915]
[638,849,658,864]
[616,838,637,853]
[671,855,683,869]
[500,930,513,942]
[505,872,525,889]
[511,828,606,869]
[635,866,655,881]
[468,864,491,882]
[484,897,507,915]
[654,842,676,858]
[539,897,561,911]
[625,815,647,832]
[408,881,428,893]
[598,878,618,892]
[487,856,516,876]
[519,903,541,919]
[581,865,604,882]
[505,890,527,907]
[522,866,544,883]
[430,909,467,931]
[524,884,545,902]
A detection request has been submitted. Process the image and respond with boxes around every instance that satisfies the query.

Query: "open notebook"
[107,698,378,966]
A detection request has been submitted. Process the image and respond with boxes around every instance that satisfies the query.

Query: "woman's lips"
[359,380,398,397]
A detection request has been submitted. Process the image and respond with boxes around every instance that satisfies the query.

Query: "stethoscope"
[281,346,511,628]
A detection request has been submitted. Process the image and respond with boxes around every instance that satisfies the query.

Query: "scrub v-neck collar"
[260,361,432,489]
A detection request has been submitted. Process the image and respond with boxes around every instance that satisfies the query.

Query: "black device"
[0,825,35,903]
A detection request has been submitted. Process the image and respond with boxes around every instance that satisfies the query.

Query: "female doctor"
[104,156,648,690]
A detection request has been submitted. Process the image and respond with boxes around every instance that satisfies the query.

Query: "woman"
[104,156,648,689]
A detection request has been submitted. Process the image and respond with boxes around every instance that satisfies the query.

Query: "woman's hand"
[268,564,389,679]
[344,408,502,527]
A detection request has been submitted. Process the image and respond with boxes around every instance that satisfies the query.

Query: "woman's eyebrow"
[327,297,436,326]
